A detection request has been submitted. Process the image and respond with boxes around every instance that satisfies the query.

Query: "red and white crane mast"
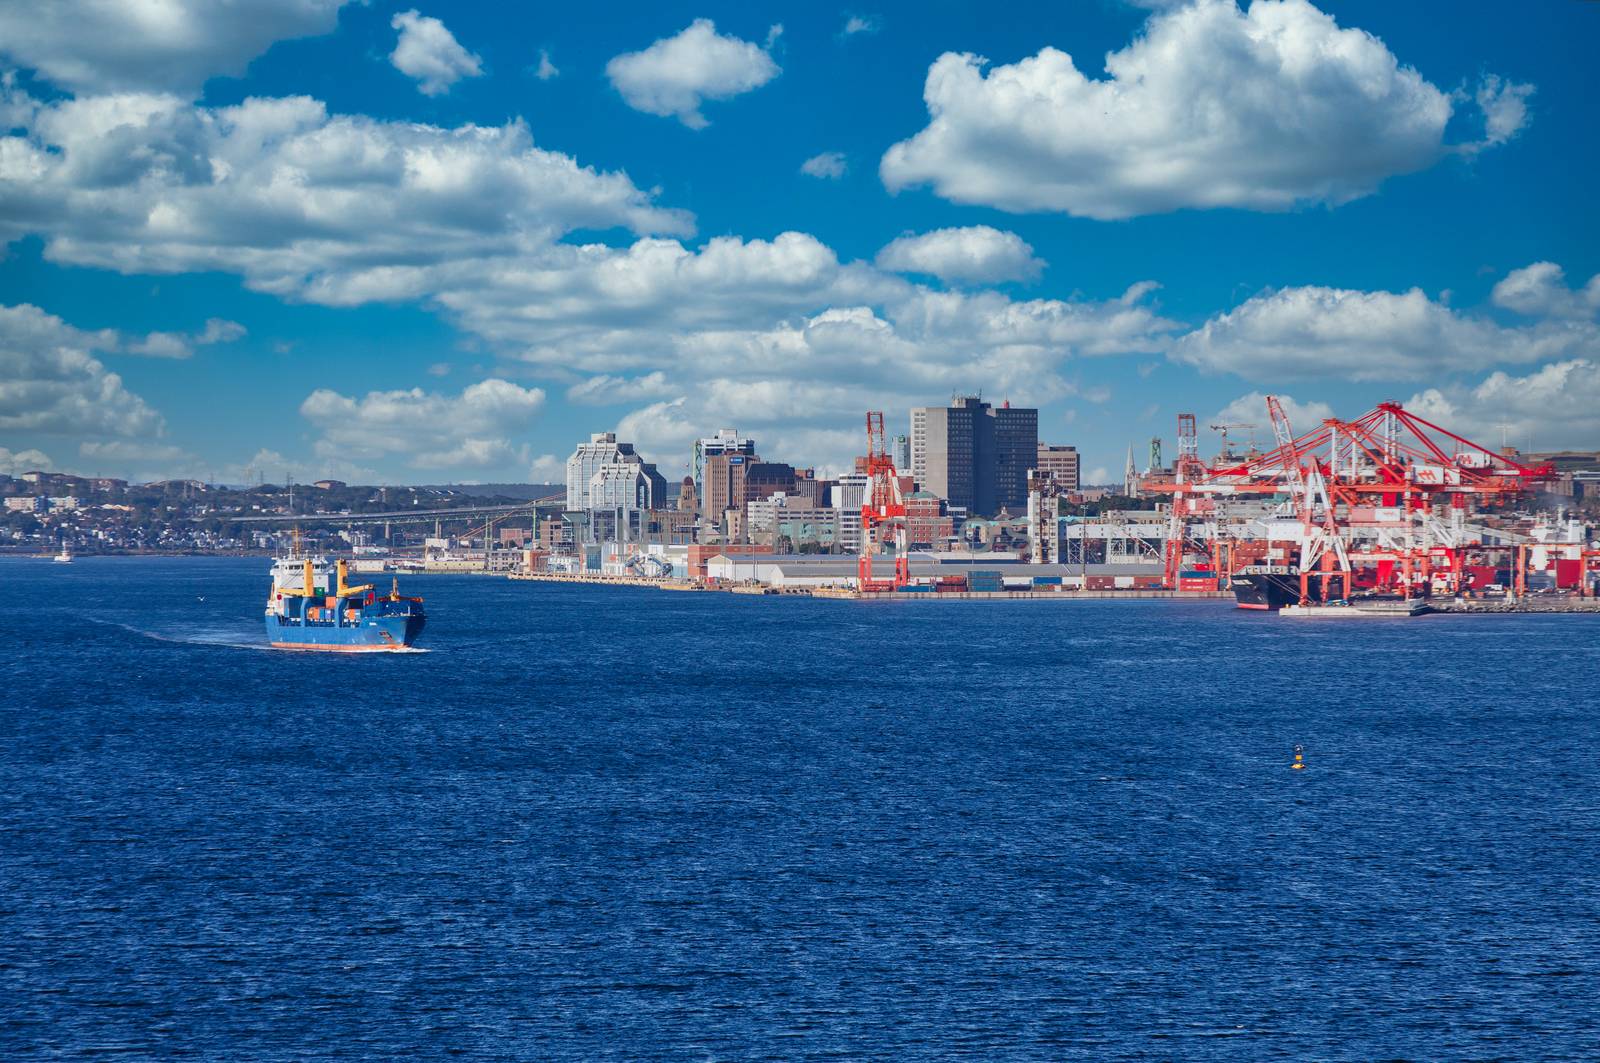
[858,411,910,591]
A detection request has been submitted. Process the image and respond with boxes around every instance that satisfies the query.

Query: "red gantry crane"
[858,411,910,592]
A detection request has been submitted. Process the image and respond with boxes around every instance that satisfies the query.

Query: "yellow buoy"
[1292,744,1306,770]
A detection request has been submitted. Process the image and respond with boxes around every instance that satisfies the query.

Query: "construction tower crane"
[1209,422,1258,460]
[858,411,910,591]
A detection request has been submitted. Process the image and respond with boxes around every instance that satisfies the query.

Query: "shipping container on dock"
[965,570,1004,592]
[1179,571,1220,591]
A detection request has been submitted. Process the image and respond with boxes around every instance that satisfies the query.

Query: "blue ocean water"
[2,556,1598,1061]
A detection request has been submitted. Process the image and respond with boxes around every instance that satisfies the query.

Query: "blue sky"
[1,0,1596,485]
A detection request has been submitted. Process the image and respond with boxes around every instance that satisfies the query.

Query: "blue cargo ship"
[264,556,426,651]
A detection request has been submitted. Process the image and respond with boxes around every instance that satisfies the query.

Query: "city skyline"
[2,1,1596,486]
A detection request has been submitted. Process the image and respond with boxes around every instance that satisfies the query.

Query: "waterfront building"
[1035,444,1081,492]
[910,396,1038,516]
[904,491,955,550]
[746,493,843,551]
[773,512,840,552]
[703,452,757,521]
[589,461,669,516]
[829,473,868,553]
[787,468,824,506]
[743,462,801,506]
[686,542,771,579]
[538,515,573,549]
[639,509,698,545]
[694,428,757,506]
[565,431,669,543]
[566,433,637,510]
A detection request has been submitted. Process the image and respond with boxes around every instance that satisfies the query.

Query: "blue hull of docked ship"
[265,607,426,651]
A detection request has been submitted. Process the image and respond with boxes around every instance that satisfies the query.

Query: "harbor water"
[3,556,1598,1059]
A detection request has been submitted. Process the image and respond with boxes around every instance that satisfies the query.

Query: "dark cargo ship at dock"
[1231,565,1301,610]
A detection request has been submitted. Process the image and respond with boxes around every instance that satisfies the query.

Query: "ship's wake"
[87,617,433,653]
[85,616,275,650]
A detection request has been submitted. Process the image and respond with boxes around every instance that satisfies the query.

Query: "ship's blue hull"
[265,610,426,651]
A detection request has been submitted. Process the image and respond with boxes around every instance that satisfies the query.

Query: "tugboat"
[264,555,426,651]
[1231,564,1301,610]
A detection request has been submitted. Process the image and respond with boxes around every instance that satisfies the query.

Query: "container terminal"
[499,397,1600,615]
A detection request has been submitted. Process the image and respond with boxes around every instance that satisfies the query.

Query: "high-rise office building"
[910,396,1038,515]
[566,432,634,510]
[1035,444,1080,492]
[892,434,911,472]
[565,431,668,537]
[588,461,668,514]
[829,473,868,553]
[693,428,757,506]
[702,451,756,521]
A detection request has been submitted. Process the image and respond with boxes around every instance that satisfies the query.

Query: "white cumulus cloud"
[1470,75,1535,152]
[800,151,848,179]
[882,0,1524,219]
[390,10,483,97]
[0,303,165,439]
[0,0,349,95]
[1213,392,1334,435]
[1491,262,1600,321]
[1406,360,1600,453]
[0,446,55,476]
[358,228,1172,472]
[529,453,564,481]
[0,88,692,300]
[606,19,780,129]
[1170,282,1600,382]
[299,378,546,471]
[875,225,1044,285]
[567,371,677,405]
[126,318,246,359]
[553,274,1176,471]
